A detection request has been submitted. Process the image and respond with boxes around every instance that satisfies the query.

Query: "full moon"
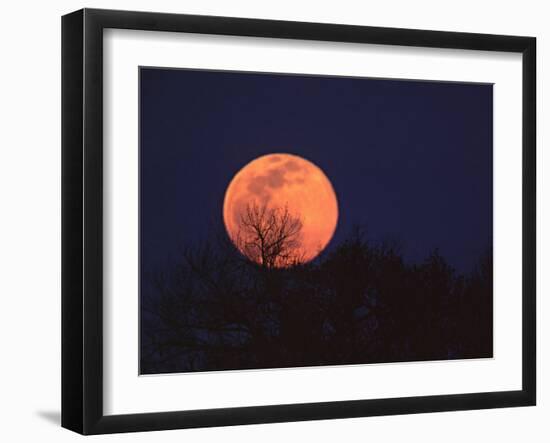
[223,153,338,267]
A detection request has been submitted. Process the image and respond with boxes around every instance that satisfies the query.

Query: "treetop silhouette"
[141,226,493,374]
[235,202,304,268]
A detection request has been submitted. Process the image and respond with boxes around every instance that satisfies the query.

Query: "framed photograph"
[62,8,536,435]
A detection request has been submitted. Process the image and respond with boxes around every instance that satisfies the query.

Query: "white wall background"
[0,0,546,441]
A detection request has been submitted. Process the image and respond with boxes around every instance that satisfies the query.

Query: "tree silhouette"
[141,227,493,374]
[236,202,304,268]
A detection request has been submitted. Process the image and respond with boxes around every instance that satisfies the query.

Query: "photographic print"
[139,67,493,375]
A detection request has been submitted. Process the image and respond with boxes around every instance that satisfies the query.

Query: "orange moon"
[223,153,338,266]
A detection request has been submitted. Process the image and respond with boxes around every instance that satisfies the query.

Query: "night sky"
[140,67,492,277]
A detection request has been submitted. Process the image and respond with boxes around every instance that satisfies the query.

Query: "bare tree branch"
[236,202,304,268]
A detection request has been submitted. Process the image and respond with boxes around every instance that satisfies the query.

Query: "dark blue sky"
[140,67,492,275]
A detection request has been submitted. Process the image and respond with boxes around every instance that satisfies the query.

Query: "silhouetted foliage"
[141,227,493,374]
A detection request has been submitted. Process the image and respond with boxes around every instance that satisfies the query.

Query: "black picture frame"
[62,8,536,435]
